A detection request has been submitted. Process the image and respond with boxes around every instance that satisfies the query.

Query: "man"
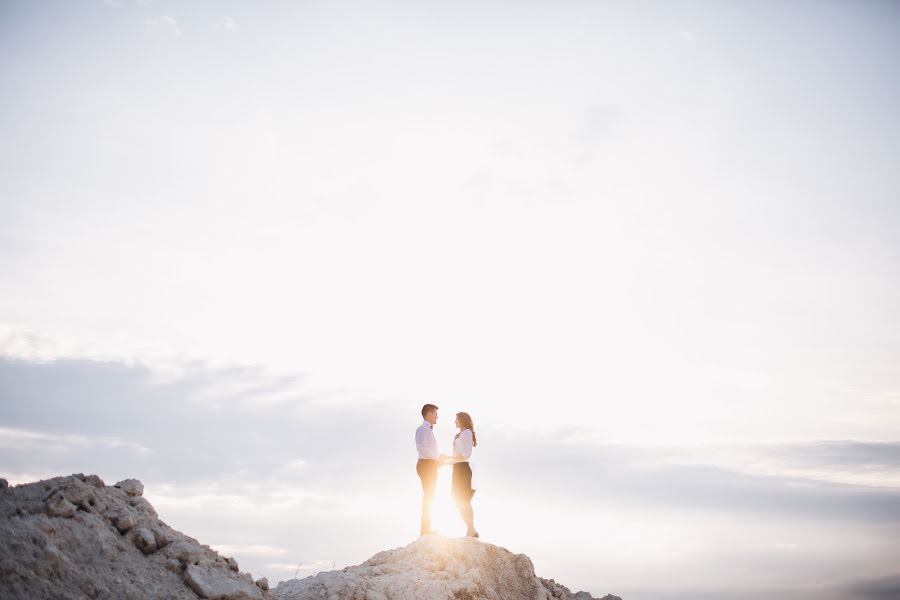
[415,403,446,535]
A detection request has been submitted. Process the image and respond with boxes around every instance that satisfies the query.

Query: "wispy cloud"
[213,16,237,32]
[104,0,153,8]
[0,425,153,455]
[282,459,307,471]
[486,436,900,523]
[0,323,77,363]
[147,480,353,515]
[146,15,181,36]
[839,572,900,600]
[266,560,332,573]
[632,441,900,487]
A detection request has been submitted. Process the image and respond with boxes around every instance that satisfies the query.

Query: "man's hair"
[421,403,439,419]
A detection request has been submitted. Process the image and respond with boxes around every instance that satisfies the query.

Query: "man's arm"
[415,426,427,454]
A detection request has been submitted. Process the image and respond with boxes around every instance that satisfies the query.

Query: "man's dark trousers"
[416,458,438,534]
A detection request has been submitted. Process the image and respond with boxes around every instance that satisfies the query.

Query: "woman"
[448,412,479,538]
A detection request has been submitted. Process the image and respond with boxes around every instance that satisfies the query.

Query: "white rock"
[163,540,208,565]
[44,493,77,518]
[153,526,172,549]
[184,563,265,599]
[132,527,157,555]
[115,478,144,497]
[128,495,157,517]
[115,512,138,532]
[271,535,617,600]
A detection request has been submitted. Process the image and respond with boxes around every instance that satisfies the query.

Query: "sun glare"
[429,474,468,537]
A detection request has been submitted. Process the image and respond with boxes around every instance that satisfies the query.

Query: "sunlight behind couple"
[428,469,469,536]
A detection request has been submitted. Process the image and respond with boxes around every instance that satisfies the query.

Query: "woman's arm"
[457,429,473,460]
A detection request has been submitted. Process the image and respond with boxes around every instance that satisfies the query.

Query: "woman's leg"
[456,499,476,535]
[464,500,476,534]
[453,465,478,536]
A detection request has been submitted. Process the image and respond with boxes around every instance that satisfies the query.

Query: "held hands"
[438,453,463,466]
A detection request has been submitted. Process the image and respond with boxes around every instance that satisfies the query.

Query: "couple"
[415,403,479,538]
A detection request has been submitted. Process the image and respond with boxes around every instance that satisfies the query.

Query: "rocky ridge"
[0,474,269,599]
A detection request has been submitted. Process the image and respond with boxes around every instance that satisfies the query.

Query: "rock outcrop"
[272,534,621,600]
[0,474,270,600]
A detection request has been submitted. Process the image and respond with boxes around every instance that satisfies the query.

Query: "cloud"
[0,356,409,488]
[637,440,900,487]
[0,323,76,362]
[768,440,900,475]
[214,16,237,32]
[210,544,289,557]
[147,480,358,516]
[146,15,181,36]
[571,104,618,167]
[483,434,900,523]
[840,572,900,600]
[104,0,153,8]
[3,355,899,525]
[265,561,332,574]
[0,425,152,455]
[868,391,900,407]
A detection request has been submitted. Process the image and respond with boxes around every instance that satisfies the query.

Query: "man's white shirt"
[415,420,439,460]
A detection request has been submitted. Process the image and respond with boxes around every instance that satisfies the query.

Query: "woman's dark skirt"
[451,462,475,503]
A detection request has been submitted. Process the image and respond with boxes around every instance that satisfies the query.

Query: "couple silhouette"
[414,404,479,538]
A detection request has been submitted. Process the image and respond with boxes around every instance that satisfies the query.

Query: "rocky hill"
[0,474,269,599]
[0,474,620,600]
[272,534,621,600]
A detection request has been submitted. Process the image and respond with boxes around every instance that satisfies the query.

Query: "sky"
[1,1,899,599]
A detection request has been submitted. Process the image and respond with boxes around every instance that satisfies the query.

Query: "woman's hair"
[454,412,477,447]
